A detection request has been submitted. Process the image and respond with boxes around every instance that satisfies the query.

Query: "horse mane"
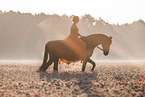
[87,34,110,39]
[81,34,112,43]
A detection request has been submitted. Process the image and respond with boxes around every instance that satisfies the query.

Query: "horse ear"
[110,36,112,39]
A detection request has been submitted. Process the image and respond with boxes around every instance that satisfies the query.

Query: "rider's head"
[72,16,79,23]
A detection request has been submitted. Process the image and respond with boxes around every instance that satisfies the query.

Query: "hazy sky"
[0,0,145,24]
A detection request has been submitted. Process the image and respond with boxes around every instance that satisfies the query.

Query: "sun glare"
[0,0,144,24]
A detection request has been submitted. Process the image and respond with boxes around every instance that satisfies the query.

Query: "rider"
[65,16,86,60]
[71,16,82,37]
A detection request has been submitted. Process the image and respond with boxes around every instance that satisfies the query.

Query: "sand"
[0,61,145,97]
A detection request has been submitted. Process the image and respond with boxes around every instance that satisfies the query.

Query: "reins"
[97,46,103,51]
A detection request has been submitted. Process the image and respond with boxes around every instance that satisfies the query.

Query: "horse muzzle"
[103,51,109,56]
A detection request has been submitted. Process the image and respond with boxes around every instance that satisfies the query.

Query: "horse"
[37,34,112,72]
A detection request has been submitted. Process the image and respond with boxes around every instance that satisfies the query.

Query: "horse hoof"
[53,70,58,73]
[91,70,95,72]
[36,69,43,73]
[82,70,85,72]
[36,70,40,73]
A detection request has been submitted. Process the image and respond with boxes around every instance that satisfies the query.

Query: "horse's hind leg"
[38,59,53,72]
[37,50,54,72]
[53,57,59,72]
[88,58,96,71]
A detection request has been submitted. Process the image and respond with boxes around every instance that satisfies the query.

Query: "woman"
[65,16,86,61]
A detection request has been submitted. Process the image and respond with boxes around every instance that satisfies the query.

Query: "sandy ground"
[0,61,145,97]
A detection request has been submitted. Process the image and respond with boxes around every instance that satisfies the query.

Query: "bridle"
[97,46,103,51]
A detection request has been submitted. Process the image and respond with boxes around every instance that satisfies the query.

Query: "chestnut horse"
[37,34,112,72]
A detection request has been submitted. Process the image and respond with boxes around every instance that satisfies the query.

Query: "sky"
[0,0,145,24]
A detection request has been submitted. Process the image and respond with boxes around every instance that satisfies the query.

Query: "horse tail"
[42,43,49,65]
[37,43,50,72]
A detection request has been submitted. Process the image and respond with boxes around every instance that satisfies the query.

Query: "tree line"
[0,10,145,60]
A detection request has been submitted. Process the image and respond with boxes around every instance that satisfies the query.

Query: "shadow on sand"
[39,71,100,96]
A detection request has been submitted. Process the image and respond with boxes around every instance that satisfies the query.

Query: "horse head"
[102,36,112,56]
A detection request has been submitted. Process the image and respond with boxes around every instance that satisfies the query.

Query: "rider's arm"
[76,31,81,37]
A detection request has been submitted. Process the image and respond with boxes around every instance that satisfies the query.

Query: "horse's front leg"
[82,60,88,72]
[88,58,96,71]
